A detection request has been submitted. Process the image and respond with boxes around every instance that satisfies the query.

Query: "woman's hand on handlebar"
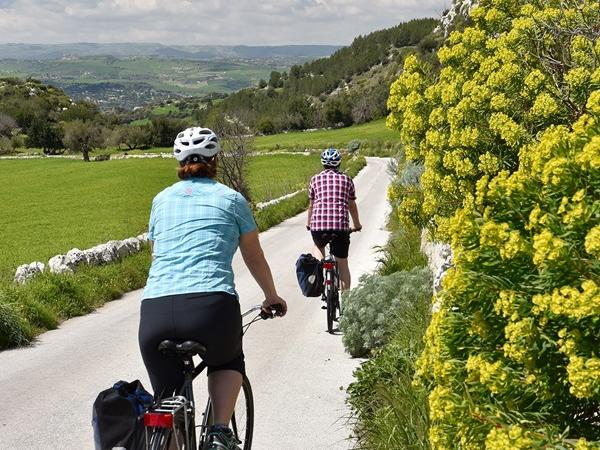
[261,296,287,318]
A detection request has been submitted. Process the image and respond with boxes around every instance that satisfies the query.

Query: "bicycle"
[316,229,356,334]
[143,304,280,450]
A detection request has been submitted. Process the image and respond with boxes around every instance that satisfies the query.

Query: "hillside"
[198,18,440,135]
[0,44,341,108]
[0,57,283,109]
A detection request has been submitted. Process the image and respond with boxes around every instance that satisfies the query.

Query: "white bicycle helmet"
[173,127,220,163]
[321,147,341,167]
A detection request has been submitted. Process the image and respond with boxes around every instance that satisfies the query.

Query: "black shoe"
[205,426,241,450]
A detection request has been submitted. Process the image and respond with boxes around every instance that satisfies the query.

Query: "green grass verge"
[346,283,431,449]
[342,189,432,449]
[0,248,151,349]
[254,119,399,151]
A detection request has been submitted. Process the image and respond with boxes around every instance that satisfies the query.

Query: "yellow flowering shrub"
[386,1,600,446]
[417,91,600,447]
[387,0,600,236]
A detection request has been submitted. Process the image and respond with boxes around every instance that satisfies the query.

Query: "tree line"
[0,77,194,160]
[197,18,440,134]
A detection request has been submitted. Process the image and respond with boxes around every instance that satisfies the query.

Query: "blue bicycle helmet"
[321,147,341,167]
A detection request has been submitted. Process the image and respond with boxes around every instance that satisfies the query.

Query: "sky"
[0,0,450,46]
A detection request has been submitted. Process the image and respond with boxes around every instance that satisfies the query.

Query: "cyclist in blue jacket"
[139,127,287,450]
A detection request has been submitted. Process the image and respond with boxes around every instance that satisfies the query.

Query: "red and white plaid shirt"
[309,169,356,231]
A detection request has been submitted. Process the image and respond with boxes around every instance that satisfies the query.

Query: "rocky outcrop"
[420,230,453,304]
[435,0,476,37]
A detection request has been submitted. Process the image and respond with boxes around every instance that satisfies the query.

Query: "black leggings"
[138,292,245,399]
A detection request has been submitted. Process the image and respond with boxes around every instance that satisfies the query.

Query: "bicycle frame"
[145,305,265,450]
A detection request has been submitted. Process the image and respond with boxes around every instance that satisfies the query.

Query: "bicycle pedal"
[321,305,327,310]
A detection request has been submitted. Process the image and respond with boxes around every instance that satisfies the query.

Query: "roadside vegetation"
[340,153,433,449]
[0,249,151,349]
[385,0,600,447]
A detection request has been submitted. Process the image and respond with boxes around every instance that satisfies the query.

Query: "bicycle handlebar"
[241,303,284,321]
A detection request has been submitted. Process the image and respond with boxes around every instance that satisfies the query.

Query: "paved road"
[0,157,392,450]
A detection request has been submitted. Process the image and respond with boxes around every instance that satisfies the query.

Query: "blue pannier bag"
[295,253,323,297]
[92,379,153,450]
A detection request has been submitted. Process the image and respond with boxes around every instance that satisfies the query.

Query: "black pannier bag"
[92,380,153,450]
[296,253,324,297]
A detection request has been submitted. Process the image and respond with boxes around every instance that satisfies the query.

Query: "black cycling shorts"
[139,292,244,399]
[311,230,351,258]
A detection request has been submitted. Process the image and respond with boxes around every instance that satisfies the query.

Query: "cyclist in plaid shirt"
[307,148,362,290]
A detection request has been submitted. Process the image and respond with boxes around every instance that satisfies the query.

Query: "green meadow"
[0,153,322,281]
[253,119,398,150]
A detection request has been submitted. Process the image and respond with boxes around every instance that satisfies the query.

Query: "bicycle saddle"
[157,340,208,358]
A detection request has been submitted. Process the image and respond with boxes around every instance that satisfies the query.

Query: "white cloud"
[0,0,449,45]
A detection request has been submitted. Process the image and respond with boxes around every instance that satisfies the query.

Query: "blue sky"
[0,0,449,45]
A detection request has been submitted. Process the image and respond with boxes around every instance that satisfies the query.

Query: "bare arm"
[239,230,287,315]
[349,199,362,230]
[307,199,314,229]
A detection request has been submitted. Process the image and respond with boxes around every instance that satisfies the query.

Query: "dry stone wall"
[14,233,148,284]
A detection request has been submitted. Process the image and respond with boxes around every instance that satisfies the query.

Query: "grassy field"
[0,153,322,281]
[253,119,398,151]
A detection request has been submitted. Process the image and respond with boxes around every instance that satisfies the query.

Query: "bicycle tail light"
[323,262,335,270]
[144,412,174,428]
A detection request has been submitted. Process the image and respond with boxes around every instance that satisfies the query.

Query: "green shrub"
[377,223,427,276]
[340,267,432,357]
[347,287,431,449]
[0,296,31,348]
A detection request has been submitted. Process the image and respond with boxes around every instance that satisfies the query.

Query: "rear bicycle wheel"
[147,427,172,450]
[199,376,254,450]
[326,288,336,333]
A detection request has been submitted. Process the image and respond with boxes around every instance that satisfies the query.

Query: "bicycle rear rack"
[145,396,193,449]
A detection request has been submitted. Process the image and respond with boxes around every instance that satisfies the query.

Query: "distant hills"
[0,43,341,61]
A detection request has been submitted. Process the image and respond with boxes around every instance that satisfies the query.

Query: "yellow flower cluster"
[533,281,600,319]
[429,385,456,421]
[532,229,566,266]
[466,354,508,394]
[585,225,600,257]
[485,426,534,450]
[565,355,600,398]
[575,438,600,450]
[503,318,534,363]
[479,221,525,260]
[489,112,525,148]
[530,93,559,120]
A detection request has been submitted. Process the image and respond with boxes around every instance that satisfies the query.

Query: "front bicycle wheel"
[199,376,254,450]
